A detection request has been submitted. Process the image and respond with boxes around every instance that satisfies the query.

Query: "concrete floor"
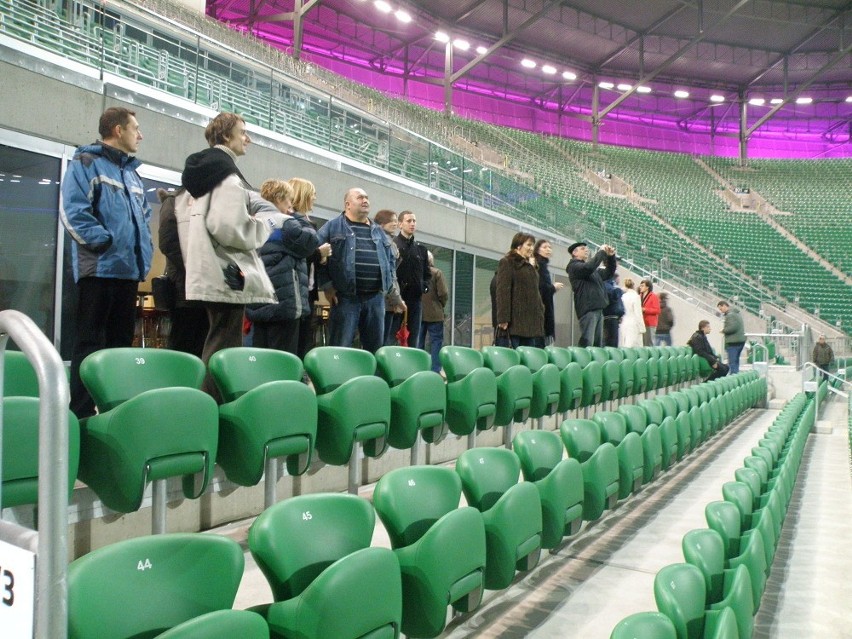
[218,371,851,638]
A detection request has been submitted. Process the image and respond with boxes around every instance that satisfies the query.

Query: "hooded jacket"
[175,146,274,304]
[60,142,153,282]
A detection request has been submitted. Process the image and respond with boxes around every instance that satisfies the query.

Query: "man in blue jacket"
[316,187,396,352]
[60,107,153,417]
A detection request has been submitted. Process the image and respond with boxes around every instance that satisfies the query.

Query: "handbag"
[493,326,513,348]
[152,275,177,311]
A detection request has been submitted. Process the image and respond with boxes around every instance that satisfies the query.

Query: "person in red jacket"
[639,279,660,347]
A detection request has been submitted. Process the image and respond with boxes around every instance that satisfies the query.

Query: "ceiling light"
[749,98,765,106]
[710,94,725,103]
[636,85,652,94]
[373,0,392,13]
[394,9,411,22]
[562,71,577,81]
[674,90,689,98]
[542,65,556,75]
[617,83,632,91]
[795,97,813,105]
[846,96,852,103]
[770,98,784,105]
[521,59,536,69]
[453,39,469,51]
[598,81,614,90]
[476,45,488,55]
[435,31,449,43]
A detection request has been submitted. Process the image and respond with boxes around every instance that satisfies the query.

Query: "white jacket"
[620,288,646,348]
[175,173,275,304]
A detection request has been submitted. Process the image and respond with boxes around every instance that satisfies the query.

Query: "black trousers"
[253,318,301,356]
[69,277,138,418]
[167,304,208,359]
[200,303,245,403]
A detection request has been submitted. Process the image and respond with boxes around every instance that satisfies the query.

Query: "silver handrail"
[0,310,69,639]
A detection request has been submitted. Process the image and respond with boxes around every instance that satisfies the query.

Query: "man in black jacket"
[566,241,617,347]
[688,320,729,381]
[393,210,431,347]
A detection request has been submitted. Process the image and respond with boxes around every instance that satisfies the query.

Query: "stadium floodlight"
[710,95,725,103]
[795,97,812,105]
[435,31,450,43]
[453,39,470,51]
[598,81,614,89]
[617,83,632,91]
[521,58,537,69]
[749,98,765,106]
[770,98,784,104]
[636,86,652,94]
[394,9,411,23]
[673,90,689,98]
[542,65,556,75]
[373,0,392,14]
[562,71,577,80]
[476,45,488,55]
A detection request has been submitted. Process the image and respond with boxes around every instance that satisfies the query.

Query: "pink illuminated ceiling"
[208,0,852,158]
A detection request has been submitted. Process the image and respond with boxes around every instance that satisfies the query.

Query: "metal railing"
[0,310,70,639]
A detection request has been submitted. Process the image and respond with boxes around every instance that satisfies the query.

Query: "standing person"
[812,334,834,380]
[175,112,275,400]
[566,241,617,347]
[534,239,565,345]
[287,177,331,359]
[638,279,660,347]
[655,292,675,346]
[60,106,154,418]
[373,209,406,345]
[716,300,746,374]
[602,274,625,347]
[496,233,545,348]
[157,187,207,358]
[245,179,321,355]
[419,251,448,373]
[688,320,729,381]
[393,210,431,348]
[316,187,396,353]
[619,277,645,348]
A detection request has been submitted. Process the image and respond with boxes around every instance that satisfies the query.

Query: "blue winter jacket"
[316,213,395,297]
[60,143,153,282]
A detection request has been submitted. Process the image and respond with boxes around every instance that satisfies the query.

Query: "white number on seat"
[407,479,416,487]
[248,355,257,362]
[134,357,145,365]
[137,558,152,571]
[302,511,313,521]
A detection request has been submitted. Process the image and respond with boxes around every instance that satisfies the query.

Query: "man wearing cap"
[566,241,617,347]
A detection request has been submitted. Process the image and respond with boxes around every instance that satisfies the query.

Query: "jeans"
[418,321,444,372]
[577,310,604,347]
[328,292,385,353]
[726,343,745,375]
[655,332,672,346]
[385,298,423,348]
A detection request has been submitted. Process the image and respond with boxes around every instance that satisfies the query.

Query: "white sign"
[0,538,35,638]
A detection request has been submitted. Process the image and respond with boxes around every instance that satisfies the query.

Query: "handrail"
[0,310,69,639]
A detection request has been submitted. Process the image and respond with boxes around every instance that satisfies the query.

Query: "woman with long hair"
[533,239,564,345]
[619,277,645,348]
[495,232,545,348]
[374,208,406,345]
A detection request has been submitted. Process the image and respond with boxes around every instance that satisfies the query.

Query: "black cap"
[568,241,588,254]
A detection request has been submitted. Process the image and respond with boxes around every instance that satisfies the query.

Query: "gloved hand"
[223,263,245,291]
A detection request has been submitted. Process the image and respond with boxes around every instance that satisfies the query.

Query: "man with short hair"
[812,334,834,380]
[393,210,431,348]
[566,241,617,347]
[316,187,396,352]
[60,106,153,418]
[688,320,729,381]
[717,300,745,374]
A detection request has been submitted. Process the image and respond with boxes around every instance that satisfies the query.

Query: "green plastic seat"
[456,448,542,590]
[555,360,583,414]
[560,419,619,520]
[743,456,770,492]
[516,346,561,422]
[587,346,610,363]
[373,466,486,637]
[481,346,533,427]
[632,357,650,396]
[3,350,40,396]
[208,348,316,493]
[155,610,269,639]
[78,348,218,515]
[646,356,661,390]
[568,346,592,368]
[594,411,644,498]
[581,360,604,410]
[605,347,625,363]
[734,468,763,510]
[688,406,704,447]
[618,404,648,434]
[675,412,692,460]
[657,394,680,420]
[375,346,447,450]
[1,396,80,508]
[439,346,497,436]
[610,612,677,639]
[513,430,584,548]
[705,501,766,607]
[638,398,665,426]
[658,416,679,470]
[68,533,245,639]
[618,359,636,399]
[303,347,391,467]
[682,529,755,639]
[249,493,402,639]
[601,360,621,405]
[639,424,664,483]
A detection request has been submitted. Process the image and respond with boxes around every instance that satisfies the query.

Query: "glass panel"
[453,251,474,347]
[473,256,500,349]
[0,145,61,348]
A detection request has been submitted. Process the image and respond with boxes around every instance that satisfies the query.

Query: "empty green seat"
[581,360,604,411]
[560,419,619,520]
[78,348,218,518]
[439,346,497,436]
[601,360,621,406]
[610,612,677,639]
[481,346,533,427]
[675,412,692,460]
[513,430,584,548]
[658,416,679,470]
[249,493,402,639]
[373,466,486,637]
[456,448,542,590]
[568,346,592,368]
[594,411,644,498]
[155,610,269,639]
[618,359,636,399]
[208,348,316,501]
[632,357,650,396]
[553,357,583,415]
[3,350,40,397]
[516,346,561,423]
[705,501,766,608]
[68,533,245,639]
[375,346,447,451]
[1,396,80,508]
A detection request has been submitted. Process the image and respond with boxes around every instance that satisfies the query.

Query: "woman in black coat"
[534,239,564,345]
[495,232,545,348]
